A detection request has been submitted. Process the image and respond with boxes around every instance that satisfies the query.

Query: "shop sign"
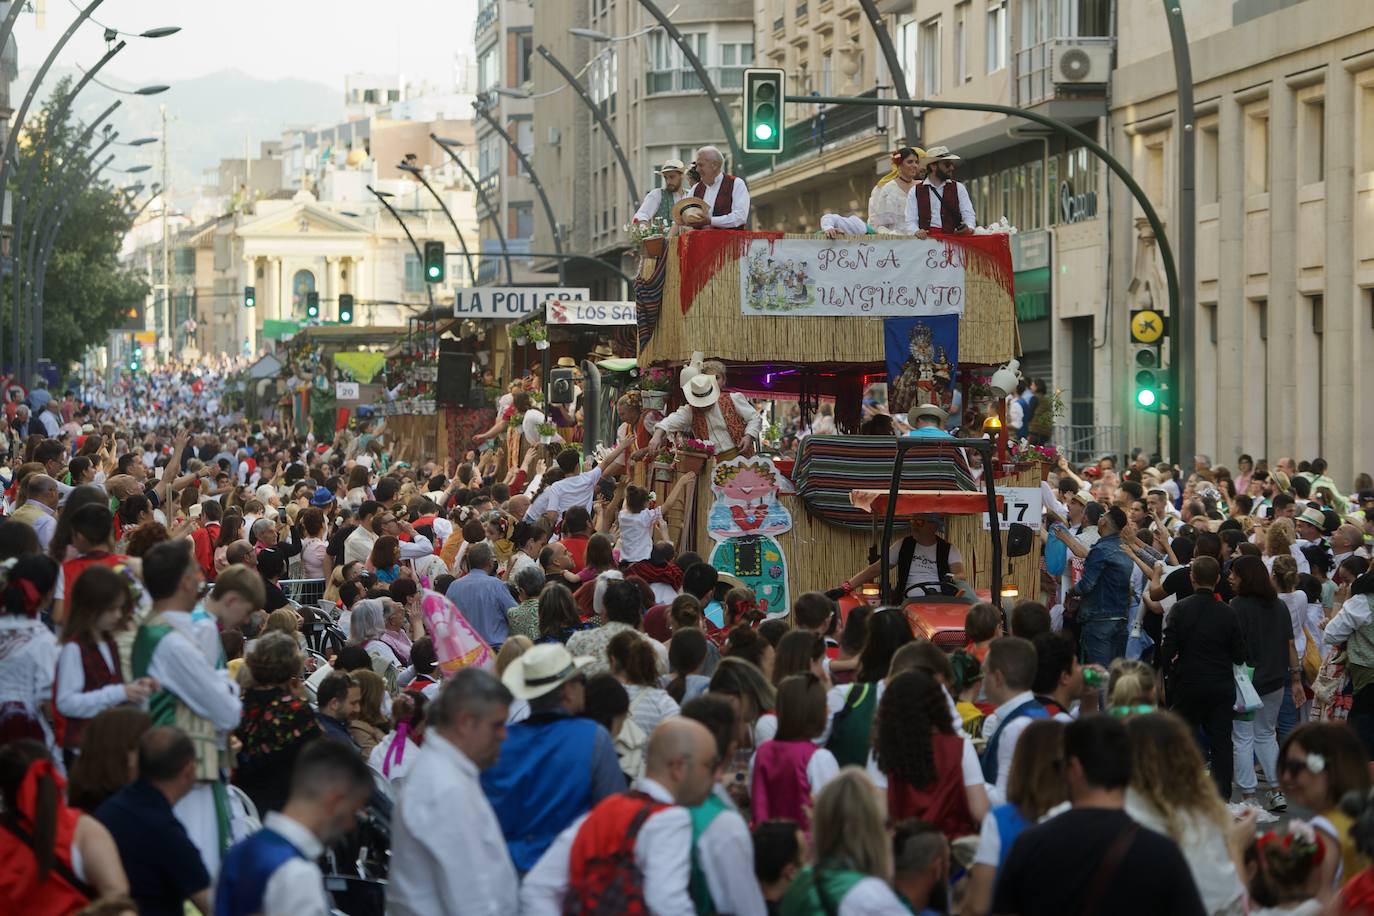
[1059,181,1098,224]
[545,300,636,326]
[454,287,590,318]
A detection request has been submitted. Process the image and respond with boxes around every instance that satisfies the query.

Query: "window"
[897,16,918,96]
[511,203,534,240]
[919,17,941,97]
[1199,123,1219,204]
[589,49,618,115]
[1245,109,1269,195]
[478,134,501,178]
[649,31,708,94]
[953,3,968,86]
[1301,98,1325,184]
[478,47,500,92]
[986,1,1007,72]
[719,42,753,89]
[403,254,423,293]
[515,121,534,177]
[514,33,534,85]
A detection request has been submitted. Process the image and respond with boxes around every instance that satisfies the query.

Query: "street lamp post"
[367,185,436,347]
[471,99,566,283]
[616,0,744,170]
[32,154,116,369]
[854,0,920,145]
[397,159,478,285]
[534,45,639,204]
[431,133,515,284]
[1164,0,1196,466]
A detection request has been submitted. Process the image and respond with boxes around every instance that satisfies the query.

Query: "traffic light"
[423,241,445,283]
[743,68,785,154]
[306,291,320,319]
[244,285,256,308]
[127,346,141,373]
[338,293,354,324]
[1129,307,1167,412]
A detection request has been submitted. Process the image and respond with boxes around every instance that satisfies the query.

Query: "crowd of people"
[5,355,1374,916]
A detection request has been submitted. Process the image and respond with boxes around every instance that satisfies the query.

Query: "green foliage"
[8,78,149,367]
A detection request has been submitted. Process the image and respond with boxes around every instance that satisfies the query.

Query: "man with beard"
[904,146,976,237]
[632,157,691,225]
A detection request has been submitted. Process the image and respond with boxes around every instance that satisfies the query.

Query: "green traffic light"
[1136,388,1157,408]
[754,123,774,141]
[427,266,440,278]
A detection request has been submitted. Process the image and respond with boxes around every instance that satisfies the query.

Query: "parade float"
[633,226,1042,617]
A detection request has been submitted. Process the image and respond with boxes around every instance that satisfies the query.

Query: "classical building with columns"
[191,185,476,358]
[1109,0,1374,483]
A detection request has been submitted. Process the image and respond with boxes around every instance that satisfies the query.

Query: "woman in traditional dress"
[868,146,926,231]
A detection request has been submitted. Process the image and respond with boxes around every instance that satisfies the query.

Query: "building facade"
[1111,0,1374,483]
[474,0,545,285]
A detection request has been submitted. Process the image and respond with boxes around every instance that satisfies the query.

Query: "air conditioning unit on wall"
[1049,41,1112,87]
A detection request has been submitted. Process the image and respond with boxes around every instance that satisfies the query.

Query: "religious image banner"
[738,236,969,317]
[885,315,959,417]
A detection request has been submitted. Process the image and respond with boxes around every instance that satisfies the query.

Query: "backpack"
[615,695,650,782]
[825,682,879,768]
[565,792,666,916]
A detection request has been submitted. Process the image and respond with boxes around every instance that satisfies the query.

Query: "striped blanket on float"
[792,436,978,530]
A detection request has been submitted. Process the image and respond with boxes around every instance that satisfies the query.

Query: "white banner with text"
[453,287,590,319]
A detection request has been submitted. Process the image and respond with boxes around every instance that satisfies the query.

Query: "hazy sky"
[13,0,480,90]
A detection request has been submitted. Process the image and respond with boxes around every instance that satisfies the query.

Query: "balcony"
[647,66,748,95]
[737,87,885,178]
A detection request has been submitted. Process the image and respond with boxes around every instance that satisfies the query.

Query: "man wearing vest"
[633,157,691,226]
[841,514,966,600]
[481,643,625,873]
[979,637,1046,800]
[639,359,762,461]
[10,473,60,551]
[902,146,976,238]
[679,145,751,230]
[216,739,373,916]
[132,540,245,879]
[520,717,719,915]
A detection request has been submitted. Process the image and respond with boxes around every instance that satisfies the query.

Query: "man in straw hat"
[903,145,976,238]
[907,402,955,439]
[632,157,691,225]
[1296,506,1329,547]
[635,359,761,461]
[480,643,625,873]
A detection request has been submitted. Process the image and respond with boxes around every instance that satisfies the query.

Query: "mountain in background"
[12,67,343,205]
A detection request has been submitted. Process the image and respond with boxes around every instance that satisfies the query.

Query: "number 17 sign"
[982,486,1043,530]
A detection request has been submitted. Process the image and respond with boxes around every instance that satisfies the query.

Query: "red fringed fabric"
[677,229,783,314]
[939,232,1014,300]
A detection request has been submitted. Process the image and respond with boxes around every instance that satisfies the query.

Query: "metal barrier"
[1051,425,1122,466]
[280,578,328,608]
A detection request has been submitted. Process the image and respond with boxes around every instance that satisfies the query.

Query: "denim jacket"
[1074,533,1134,622]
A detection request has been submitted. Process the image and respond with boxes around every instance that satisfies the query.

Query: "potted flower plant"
[526,320,549,350]
[676,438,716,475]
[625,216,673,259]
[536,421,557,445]
[1010,439,1060,481]
[639,366,674,411]
[509,324,529,347]
[653,451,675,483]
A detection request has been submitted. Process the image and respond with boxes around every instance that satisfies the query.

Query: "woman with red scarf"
[0,740,128,913]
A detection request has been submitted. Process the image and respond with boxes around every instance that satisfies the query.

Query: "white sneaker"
[1267,791,1288,812]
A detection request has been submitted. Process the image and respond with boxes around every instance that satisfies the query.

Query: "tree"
[5,77,148,371]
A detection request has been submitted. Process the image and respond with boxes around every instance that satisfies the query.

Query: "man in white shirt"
[681,145,750,229]
[216,740,374,916]
[37,399,61,437]
[525,438,631,523]
[133,541,245,878]
[520,717,719,915]
[633,157,690,225]
[637,360,761,460]
[389,668,520,916]
[903,146,976,237]
[343,501,382,564]
[979,637,1045,804]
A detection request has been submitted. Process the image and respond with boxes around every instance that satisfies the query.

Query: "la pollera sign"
[453,287,590,319]
[739,237,967,317]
